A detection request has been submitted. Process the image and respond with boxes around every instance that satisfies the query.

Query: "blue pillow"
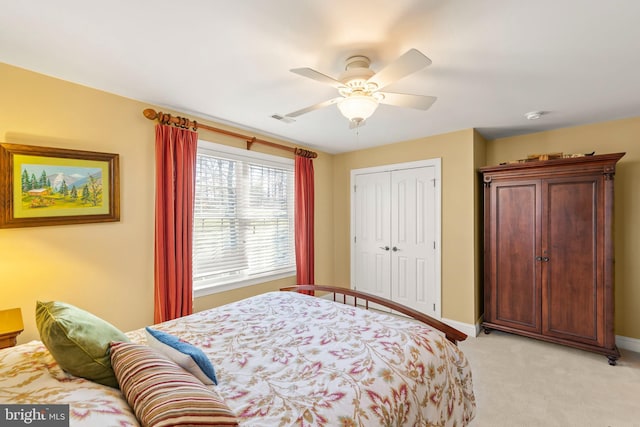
[144,327,218,385]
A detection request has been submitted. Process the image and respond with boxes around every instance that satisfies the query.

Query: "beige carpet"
[458,330,640,427]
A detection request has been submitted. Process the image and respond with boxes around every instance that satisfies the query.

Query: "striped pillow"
[110,342,239,427]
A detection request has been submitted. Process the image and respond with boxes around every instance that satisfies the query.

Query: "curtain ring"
[296,148,314,158]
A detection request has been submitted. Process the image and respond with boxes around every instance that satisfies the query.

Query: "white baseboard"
[441,318,481,338]
[616,335,640,353]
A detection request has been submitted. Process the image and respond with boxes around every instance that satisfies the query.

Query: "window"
[193,141,295,297]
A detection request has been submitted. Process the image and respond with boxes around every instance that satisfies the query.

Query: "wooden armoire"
[480,153,624,365]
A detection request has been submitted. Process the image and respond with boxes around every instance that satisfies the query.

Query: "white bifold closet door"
[352,160,440,318]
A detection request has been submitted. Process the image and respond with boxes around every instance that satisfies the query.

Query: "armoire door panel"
[542,177,604,345]
[492,181,540,331]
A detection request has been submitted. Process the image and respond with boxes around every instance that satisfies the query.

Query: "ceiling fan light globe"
[337,95,379,122]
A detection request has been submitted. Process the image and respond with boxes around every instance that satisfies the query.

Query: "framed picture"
[0,143,120,228]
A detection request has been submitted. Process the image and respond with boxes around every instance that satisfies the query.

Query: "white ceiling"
[1,0,639,154]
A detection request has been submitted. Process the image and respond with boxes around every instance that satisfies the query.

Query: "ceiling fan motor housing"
[339,55,376,91]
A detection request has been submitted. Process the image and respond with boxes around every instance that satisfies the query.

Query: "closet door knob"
[392,246,399,252]
[379,246,390,251]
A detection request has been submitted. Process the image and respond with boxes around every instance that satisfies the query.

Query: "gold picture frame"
[0,143,120,228]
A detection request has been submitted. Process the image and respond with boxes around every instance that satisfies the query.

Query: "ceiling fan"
[278,48,437,127]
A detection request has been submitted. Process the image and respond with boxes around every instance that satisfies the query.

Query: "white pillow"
[144,327,218,385]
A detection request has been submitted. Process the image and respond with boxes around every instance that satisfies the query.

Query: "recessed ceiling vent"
[271,114,295,123]
[525,111,546,120]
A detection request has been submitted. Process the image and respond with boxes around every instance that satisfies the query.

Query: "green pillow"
[36,301,129,388]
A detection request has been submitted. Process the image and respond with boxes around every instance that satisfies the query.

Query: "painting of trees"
[18,165,104,210]
[1,143,119,228]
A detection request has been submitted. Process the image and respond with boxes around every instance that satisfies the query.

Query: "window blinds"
[193,149,295,288]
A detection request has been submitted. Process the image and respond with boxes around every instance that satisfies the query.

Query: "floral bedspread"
[0,340,137,426]
[0,291,475,426]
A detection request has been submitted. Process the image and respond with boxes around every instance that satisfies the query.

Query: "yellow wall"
[485,117,640,339]
[0,62,334,344]
[473,130,487,321]
[332,129,480,324]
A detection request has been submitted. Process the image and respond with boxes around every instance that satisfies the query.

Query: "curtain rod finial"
[143,109,158,120]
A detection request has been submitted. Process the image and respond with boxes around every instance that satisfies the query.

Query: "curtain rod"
[143,108,317,159]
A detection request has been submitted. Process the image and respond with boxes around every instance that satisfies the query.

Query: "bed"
[0,287,476,426]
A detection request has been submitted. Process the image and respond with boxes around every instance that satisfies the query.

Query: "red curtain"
[295,155,315,291]
[154,124,198,323]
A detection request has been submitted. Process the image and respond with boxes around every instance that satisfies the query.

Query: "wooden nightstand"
[0,308,24,349]
[0,331,22,349]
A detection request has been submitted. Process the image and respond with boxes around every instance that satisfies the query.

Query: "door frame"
[350,158,442,318]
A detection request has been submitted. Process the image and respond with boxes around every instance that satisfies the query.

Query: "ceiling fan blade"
[378,92,437,110]
[290,67,345,89]
[367,49,432,90]
[285,97,342,118]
